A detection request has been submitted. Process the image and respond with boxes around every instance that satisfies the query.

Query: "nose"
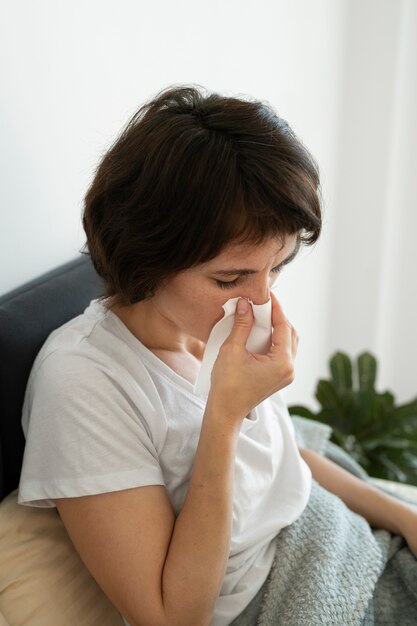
[246,279,271,306]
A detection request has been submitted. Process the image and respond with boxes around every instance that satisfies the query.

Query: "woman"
[18,85,417,626]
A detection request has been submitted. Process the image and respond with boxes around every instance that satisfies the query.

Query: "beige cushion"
[0,489,124,626]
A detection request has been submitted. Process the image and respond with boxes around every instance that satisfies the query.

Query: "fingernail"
[237,298,249,314]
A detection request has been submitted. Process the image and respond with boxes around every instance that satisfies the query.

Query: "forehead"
[207,233,297,265]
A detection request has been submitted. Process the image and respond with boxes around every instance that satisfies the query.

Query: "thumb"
[226,297,254,345]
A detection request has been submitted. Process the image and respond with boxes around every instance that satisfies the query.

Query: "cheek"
[197,297,225,327]
[189,290,232,334]
[169,277,236,332]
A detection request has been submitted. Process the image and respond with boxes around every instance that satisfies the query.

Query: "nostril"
[248,287,271,306]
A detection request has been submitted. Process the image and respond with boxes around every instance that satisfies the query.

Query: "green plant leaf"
[329,427,349,448]
[389,400,417,424]
[330,352,353,394]
[374,451,409,482]
[292,349,417,485]
[358,353,377,392]
[366,446,417,485]
[402,451,417,470]
[350,390,378,435]
[352,390,397,440]
[315,379,343,411]
[315,380,353,434]
[361,438,417,452]
[360,399,417,440]
[287,405,317,420]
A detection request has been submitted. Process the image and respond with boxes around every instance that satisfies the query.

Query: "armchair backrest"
[0,256,103,501]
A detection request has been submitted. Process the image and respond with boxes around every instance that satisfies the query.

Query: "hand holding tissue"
[193,296,273,420]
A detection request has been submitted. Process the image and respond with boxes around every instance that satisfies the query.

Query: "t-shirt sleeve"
[18,350,166,508]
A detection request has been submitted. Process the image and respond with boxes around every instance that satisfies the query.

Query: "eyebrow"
[213,240,301,276]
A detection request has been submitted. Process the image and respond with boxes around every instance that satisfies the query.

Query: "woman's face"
[150,233,299,346]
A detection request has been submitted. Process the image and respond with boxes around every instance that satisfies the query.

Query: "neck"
[109,301,206,359]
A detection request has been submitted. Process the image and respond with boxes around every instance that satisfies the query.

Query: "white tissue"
[193,296,273,420]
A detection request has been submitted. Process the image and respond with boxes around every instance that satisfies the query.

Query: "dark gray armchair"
[0,255,103,502]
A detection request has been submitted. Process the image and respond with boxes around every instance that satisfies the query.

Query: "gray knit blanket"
[233,416,417,626]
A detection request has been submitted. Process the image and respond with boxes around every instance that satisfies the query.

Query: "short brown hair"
[81,84,322,307]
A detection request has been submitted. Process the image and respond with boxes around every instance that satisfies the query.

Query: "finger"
[225,297,254,346]
[270,290,289,327]
[269,291,292,348]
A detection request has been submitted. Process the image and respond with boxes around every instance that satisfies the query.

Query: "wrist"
[385,495,417,535]
[204,395,247,431]
[393,499,417,536]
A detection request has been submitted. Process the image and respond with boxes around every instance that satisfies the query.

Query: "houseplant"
[288,351,417,486]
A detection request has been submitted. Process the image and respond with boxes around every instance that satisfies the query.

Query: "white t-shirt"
[18,298,312,626]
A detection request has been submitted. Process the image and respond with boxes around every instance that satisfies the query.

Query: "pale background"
[1,0,416,411]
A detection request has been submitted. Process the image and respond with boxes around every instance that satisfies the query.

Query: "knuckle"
[234,317,252,329]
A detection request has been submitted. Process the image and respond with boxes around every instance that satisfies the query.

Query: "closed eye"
[215,265,284,290]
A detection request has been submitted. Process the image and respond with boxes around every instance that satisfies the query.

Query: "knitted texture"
[255,479,386,625]
[244,418,417,626]
[363,533,417,625]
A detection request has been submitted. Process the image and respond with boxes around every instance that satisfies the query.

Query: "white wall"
[2,0,414,411]
[326,0,417,405]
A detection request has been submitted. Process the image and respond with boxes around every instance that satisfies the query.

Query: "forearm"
[299,446,412,535]
[161,400,241,626]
